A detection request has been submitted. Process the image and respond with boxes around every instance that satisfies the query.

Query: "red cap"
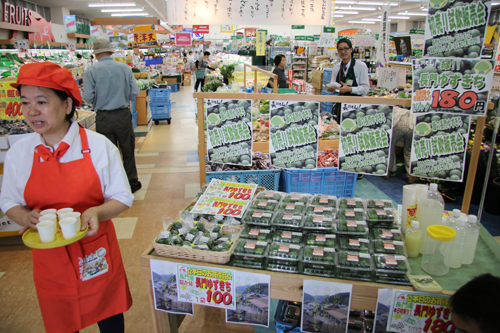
[12,62,82,106]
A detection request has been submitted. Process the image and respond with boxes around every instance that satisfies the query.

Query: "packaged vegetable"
[373,254,409,273]
[282,193,311,204]
[366,208,397,222]
[255,191,283,201]
[373,240,406,256]
[242,209,274,225]
[250,199,279,211]
[302,246,336,264]
[305,233,337,247]
[366,199,394,210]
[337,208,366,221]
[310,194,337,207]
[373,229,403,242]
[303,214,336,230]
[278,202,306,214]
[339,237,372,253]
[302,262,335,277]
[337,220,369,235]
[266,262,300,273]
[240,226,272,241]
[234,239,269,258]
[305,205,336,216]
[234,258,267,269]
[337,251,373,270]
[268,242,302,261]
[272,230,303,244]
[338,197,365,209]
[338,268,372,282]
[272,211,305,228]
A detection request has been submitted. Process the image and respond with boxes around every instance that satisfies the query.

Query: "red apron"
[24,125,132,333]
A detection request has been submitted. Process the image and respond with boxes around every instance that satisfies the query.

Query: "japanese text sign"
[190,179,257,218]
[387,291,455,333]
[177,264,236,310]
[193,25,209,33]
[256,30,266,56]
[66,42,76,53]
[175,32,192,46]
[412,58,493,116]
[410,112,470,182]
[0,79,23,120]
[205,99,253,166]
[15,39,29,53]
[423,0,492,58]
[339,104,394,176]
[269,101,320,169]
[377,68,399,90]
[64,15,76,33]
[318,35,335,48]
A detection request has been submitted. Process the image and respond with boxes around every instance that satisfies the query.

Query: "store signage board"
[314,35,320,41]
[256,30,266,56]
[66,42,76,53]
[14,39,29,53]
[292,25,305,29]
[166,0,331,25]
[377,67,399,90]
[193,25,210,33]
[386,290,455,333]
[236,34,244,39]
[323,27,335,33]
[245,28,257,37]
[175,32,192,46]
[379,6,391,63]
[410,29,425,35]
[150,260,193,315]
[190,179,258,218]
[64,15,76,33]
[301,280,353,333]
[205,98,253,166]
[410,112,470,182]
[352,35,376,47]
[423,1,492,58]
[411,58,493,116]
[318,35,336,48]
[339,103,394,176]
[306,36,314,41]
[3,3,32,26]
[90,26,100,38]
[295,36,306,41]
[221,25,233,33]
[269,101,320,169]
[0,79,23,120]
[225,271,271,327]
[177,264,236,310]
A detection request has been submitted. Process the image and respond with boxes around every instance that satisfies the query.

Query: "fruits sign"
[410,112,470,182]
[205,99,253,166]
[339,104,394,176]
[268,101,320,169]
[423,0,492,58]
[412,57,493,116]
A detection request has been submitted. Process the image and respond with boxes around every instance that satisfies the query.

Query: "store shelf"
[0,21,39,33]
[67,33,92,39]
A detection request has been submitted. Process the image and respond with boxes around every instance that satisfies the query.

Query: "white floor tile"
[186,162,200,167]
[134,174,152,200]
[136,152,160,157]
[112,217,138,239]
[137,164,155,169]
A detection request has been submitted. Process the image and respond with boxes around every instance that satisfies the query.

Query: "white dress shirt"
[0,120,134,214]
[330,59,370,96]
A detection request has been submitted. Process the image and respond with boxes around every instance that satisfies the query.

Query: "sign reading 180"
[3,4,32,26]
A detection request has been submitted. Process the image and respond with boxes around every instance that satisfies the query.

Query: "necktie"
[36,142,70,162]
[342,63,347,73]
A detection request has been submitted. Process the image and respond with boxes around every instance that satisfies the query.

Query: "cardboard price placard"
[177,264,236,310]
[0,79,23,120]
[423,0,492,58]
[412,57,493,116]
[339,104,394,176]
[410,113,470,182]
[387,291,454,333]
[206,99,253,166]
[269,101,320,169]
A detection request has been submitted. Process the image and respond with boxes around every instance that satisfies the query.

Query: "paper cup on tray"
[39,214,57,235]
[40,208,57,217]
[57,208,73,221]
[37,221,55,243]
[61,212,81,232]
[59,217,78,240]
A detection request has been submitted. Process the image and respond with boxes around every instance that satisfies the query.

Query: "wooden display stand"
[136,90,149,125]
[243,64,277,93]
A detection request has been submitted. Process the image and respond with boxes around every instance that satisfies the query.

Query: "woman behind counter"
[0,62,134,333]
[267,54,288,89]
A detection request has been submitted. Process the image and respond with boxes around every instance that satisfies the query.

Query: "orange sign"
[0,79,23,120]
[338,29,367,37]
[133,25,157,47]
[245,28,256,37]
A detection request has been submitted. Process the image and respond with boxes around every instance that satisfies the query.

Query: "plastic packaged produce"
[282,193,311,204]
[278,202,306,214]
[310,195,337,207]
[302,262,335,277]
[268,242,302,261]
[462,215,480,265]
[372,229,403,242]
[272,212,305,228]
[303,214,335,230]
[376,273,411,285]
[305,205,336,216]
[373,254,410,273]
[405,221,422,258]
[337,208,366,221]
[272,230,303,244]
[242,209,274,225]
[240,225,272,241]
[337,220,369,235]
[339,197,365,209]
[234,239,269,258]
[373,240,406,255]
[337,251,373,270]
[366,208,397,223]
[366,199,394,209]
[416,183,445,253]
[302,246,336,263]
[255,191,283,201]
[250,199,279,211]
[339,237,371,253]
[305,233,337,247]
[267,262,300,273]
[234,258,267,269]
[338,268,372,282]
[449,217,467,269]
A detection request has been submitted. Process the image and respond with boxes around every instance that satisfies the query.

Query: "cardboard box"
[165,78,177,85]
[183,73,191,86]
[311,70,324,90]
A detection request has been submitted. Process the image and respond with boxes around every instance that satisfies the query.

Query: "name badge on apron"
[346,79,354,86]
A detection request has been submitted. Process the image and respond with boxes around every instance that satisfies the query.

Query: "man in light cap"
[84,39,142,193]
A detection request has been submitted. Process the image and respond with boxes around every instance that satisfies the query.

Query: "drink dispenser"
[421,225,456,276]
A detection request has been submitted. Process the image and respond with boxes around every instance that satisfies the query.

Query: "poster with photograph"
[412,57,493,116]
[394,37,412,56]
[339,104,394,176]
[301,280,353,333]
[374,289,394,333]
[269,101,320,169]
[206,99,253,166]
[410,112,470,182]
[225,271,271,327]
[423,0,492,58]
[150,259,193,315]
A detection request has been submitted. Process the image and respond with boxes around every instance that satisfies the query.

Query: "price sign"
[377,68,399,90]
[66,42,76,52]
[387,291,455,333]
[0,79,23,120]
[177,264,235,310]
[15,39,29,53]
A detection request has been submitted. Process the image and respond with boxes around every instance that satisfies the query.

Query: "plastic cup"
[40,208,57,216]
[39,214,57,235]
[57,208,73,221]
[59,217,77,240]
[37,221,55,243]
[61,212,81,232]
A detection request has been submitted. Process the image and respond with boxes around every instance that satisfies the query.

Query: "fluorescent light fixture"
[89,3,136,7]
[334,0,356,3]
[398,12,427,16]
[101,8,143,12]
[348,20,376,24]
[333,14,345,17]
[493,2,500,5]
[422,8,428,11]
[335,6,376,10]
[363,18,381,21]
[390,16,410,19]
[111,12,149,16]
[357,2,399,5]
[335,11,359,14]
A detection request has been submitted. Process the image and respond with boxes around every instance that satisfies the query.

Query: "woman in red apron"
[0,63,133,332]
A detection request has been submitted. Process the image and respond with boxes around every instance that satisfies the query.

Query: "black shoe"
[357,174,364,180]
[131,182,142,193]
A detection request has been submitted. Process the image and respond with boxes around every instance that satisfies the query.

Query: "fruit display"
[373,254,409,273]
[272,211,305,228]
[242,209,274,225]
[310,194,337,207]
[302,262,335,277]
[240,226,272,241]
[337,209,366,221]
[339,237,372,253]
[250,199,279,211]
[373,240,406,256]
[305,233,337,247]
[305,205,336,216]
[282,193,311,204]
[268,242,302,261]
[337,220,369,235]
[272,230,304,244]
[234,239,269,258]
[255,190,283,201]
[339,198,365,209]
[278,203,306,213]
[302,246,336,264]
[366,199,394,209]
[337,251,373,270]
[366,208,397,222]
[372,229,404,242]
[303,214,335,230]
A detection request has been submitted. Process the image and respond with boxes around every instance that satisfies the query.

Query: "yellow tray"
[22,225,89,249]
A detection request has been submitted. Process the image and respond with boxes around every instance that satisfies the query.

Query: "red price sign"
[423,318,455,333]
[431,90,478,110]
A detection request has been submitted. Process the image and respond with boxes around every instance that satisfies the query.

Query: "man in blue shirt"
[83,39,142,193]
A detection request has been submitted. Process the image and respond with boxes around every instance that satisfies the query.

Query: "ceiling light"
[422,8,428,11]
[333,14,345,17]
[493,2,500,4]
[363,18,381,21]
[101,8,143,12]
[398,12,427,16]
[335,11,359,14]
[335,6,376,10]
[348,20,376,24]
[89,3,136,7]
[357,2,399,5]
[390,16,410,19]
[111,13,149,16]
[334,1,356,3]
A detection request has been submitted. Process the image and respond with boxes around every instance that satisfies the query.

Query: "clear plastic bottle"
[462,215,480,265]
[449,217,467,269]
[417,183,445,253]
[405,221,422,258]
[444,209,461,227]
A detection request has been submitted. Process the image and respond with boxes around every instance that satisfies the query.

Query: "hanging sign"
[177,264,236,310]
[64,15,76,33]
[412,58,493,116]
[292,25,305,29]
[0,79,23,120]
[66,42,76,52]
[323,27,335,33]
[221,25,233,33]
[90,26,100,38]
[306,36,314,41]
[395,36,412,56]
[225,271,271,327]
[318,35,336,48]
[423,1,492,58]
[245,28,257,37]
[128,34,135,43]
[301,280,353,333]
[205,99,253,166]
[379,6,391,63]
[269,101,320,169]
[339,29,366,36]
[133,26,158,47]
[256,30,266,56]
[193,25,210,33]
[386,290,455,333]
[28,11,55,42]
[150,260,193,315]
[410,112,470,182]
[295,36,306,41]
[339,104,394,176]
[175,32,192,46]
[14,39,29,53]
[167,0,331,25]
[410,29,425,35]
[377,68,399,90]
